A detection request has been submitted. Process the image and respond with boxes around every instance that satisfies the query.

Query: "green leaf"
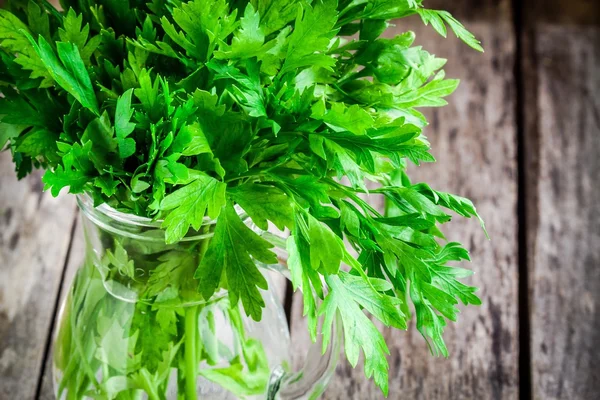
[413,183,488,236]
[147,251,198,298]
[95,315,141,374]
[84,112,118,161]
[115,89,136,158]
[320,272,406,395]
[385,186,450,221]
[0,9,52,85]
[228,183,294,231]
[58,9,101,65]
[27,1,51,44]
[430,263,481,307]
[168,0,237,61]
[321,138,367,191]
[27,36,99,114]
[410,279,449,356]
[94,175,119,197]
[42,141,94,196]
[199,341,269,398]
[103,239,135,278]
[15,128,60,163]
[340,200,361,237]
[134,69,162,122]
[0,123,26,149]
[286,232,320,339]
[258,26,291,75]
[417,9,484,52]
[251,0,299,35]
[172,122,213,157]
[196,202,276,320]
[306,214,344,274]
[160,174,227,243]
[395,74,460,108]
[42,165,90,196]
[350,0,420,21]
[215,4,266,59]
[375,231,432,282]
[208,60,266,118]
[0,94,46,127]
[339,272,406,329]
[312,102,374,135]
[280,0,339,74]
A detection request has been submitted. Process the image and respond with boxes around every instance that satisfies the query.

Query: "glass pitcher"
[52,195,341,400]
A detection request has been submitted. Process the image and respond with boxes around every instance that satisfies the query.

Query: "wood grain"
[525,2,600,397]
[37,217,84,400]
[290,1,520,399]
[0,152,77,399]
[0,1,597,398]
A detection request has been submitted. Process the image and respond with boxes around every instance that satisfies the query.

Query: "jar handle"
[260,265,341,399]
[267,309,342,400]
[257,231,343,399]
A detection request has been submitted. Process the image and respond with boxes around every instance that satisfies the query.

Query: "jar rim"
[77,193,220,242]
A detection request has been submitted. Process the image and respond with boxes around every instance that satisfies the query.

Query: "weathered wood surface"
[37,217,84,400]
[0,152,78,399]
[524,1,600,398]
[0,0,599,398]
[289,1,521,399]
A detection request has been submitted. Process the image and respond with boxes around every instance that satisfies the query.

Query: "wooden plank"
[0,152,77,398]
[37,216,84,400]
[289,1,520,399]
[524,1,600,398]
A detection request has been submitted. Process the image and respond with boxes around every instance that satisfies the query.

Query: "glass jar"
[52,195,341,400]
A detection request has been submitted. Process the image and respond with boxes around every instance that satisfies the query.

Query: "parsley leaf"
[280,0,338,74]
[114,88,136,158]
[320,271,406,396]
[42,141,94,196]
[28,36,99,114]
[160,174,227,243]
[312,101,374,135]
[196,202,276,320]
[417,8,484,52]
[0,9,52,85]
[251,0,299,35]
[58,9,101,65]
[215,4,266,60]
[228,183,294,231]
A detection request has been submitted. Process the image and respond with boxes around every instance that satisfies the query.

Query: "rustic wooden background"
[0,0,598,399]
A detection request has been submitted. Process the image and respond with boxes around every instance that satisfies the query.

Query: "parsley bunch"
[0,0,486,394]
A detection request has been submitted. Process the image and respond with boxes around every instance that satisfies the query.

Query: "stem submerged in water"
[137,369,161,400]
[183,227,210,399]
[184,305,200,400]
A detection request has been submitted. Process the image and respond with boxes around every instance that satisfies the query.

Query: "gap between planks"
[512,0,533,398]
[34,210,79,399]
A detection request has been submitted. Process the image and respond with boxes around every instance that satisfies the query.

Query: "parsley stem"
[323,178,382,217]
[184,305,200,400]
[225,169,267,183]
[137,369,161,400]
[66,380,78,400]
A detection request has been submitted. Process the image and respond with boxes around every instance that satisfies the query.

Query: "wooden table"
[1,0,598,399]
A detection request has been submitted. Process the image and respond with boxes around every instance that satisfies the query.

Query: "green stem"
[66,379,78,400]
[184,305,200,400]
[69,277,103,395]
[137,369,162,400]
[181,226,211,398]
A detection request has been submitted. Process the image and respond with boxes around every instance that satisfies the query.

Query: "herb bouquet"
[0,0,486,399]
